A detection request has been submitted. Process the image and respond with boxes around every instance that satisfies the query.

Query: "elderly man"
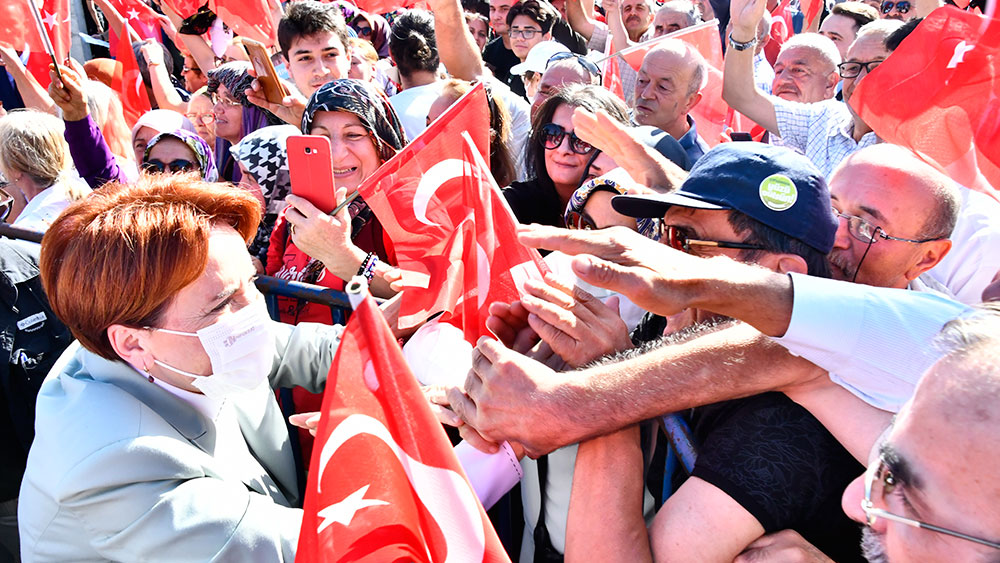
[769,33,841,103]
[567,0,655,48]
[723,0,902,176]
[450,143,960,464]
[819,1,879,59]
[651,0,700,36]
[633,40,710,164]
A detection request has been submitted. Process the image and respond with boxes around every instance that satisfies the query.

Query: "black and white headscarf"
[230,124,299,213]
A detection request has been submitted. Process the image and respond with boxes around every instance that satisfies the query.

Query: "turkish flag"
[211,0,276,47]
[106,0,161,43]
[357,83,548,340]
[618,19,732,146]
[850,6,1000,200]
[0,0,71,87]
[602,47,626,102]
[355,0,427,15]
[297,289,510,563]
[112,22,153,128]
[800,0,823,31]
[161,0,202,19]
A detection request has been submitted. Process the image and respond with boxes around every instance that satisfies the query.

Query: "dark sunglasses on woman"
[539,123,595,155]
[142,159,198,174]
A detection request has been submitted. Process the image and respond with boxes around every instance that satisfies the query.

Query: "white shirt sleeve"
[771,273,972,412]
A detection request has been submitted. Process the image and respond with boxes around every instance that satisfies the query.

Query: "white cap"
[510,40,571,76]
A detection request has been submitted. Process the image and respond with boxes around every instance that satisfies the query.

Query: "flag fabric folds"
[212,0,277,47]
[296,287,510,563]
[356,82,548,341]
[850,6,1000,200]
[112,22,153,128]
[0,0,71,87]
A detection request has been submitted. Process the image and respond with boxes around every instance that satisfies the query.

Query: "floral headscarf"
[564,174,627,229]
[301,78,407,163]
[143,129,219,182]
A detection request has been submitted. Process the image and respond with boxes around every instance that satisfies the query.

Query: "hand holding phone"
[242,38,288,105]
[288,135,338,214]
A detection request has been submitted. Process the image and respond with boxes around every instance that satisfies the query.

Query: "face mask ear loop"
[852,228,879,283]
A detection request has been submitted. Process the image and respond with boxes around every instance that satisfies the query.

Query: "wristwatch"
[728,32,758,52]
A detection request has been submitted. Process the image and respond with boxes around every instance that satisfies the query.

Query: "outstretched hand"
[47,64,90,122]
[730,0,769,38]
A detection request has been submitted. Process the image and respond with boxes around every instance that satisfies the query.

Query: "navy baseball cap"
[611,142,838,253]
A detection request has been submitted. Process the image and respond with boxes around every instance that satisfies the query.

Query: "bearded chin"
[861,528,890,563]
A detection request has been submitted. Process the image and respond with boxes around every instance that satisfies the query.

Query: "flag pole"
[27,0,64,83]
[345,276,370,311]
[595,18,720,65]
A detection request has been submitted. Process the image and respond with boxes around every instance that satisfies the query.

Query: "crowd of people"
[0,0,998,560]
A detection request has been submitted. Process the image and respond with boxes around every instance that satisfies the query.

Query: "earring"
[142,364,154,383]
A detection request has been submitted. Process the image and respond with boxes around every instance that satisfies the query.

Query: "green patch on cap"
[759,174,798,211]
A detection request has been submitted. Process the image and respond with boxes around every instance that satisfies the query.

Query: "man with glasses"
[504,0,559,95]
[723,0,903,176]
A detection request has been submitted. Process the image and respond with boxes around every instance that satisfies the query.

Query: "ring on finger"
[289,224,296,236]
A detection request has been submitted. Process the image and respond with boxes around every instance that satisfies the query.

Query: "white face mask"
[150,299,276,401]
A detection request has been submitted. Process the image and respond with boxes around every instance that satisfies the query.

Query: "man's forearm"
[685,266,794,337]
[430,0,485,80]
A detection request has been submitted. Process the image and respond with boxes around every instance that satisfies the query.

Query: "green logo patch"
[759,174,797,211]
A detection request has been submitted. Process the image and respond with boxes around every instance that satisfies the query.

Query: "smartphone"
[730,131,754,142]
[242,38,288,105]
[287,135,338,214]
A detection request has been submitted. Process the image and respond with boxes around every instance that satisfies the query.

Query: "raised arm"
[721,0,779,134]
[0,44,56,115]
[158,0,218,76]
[602,0,632,52]
[566,0,599,40]
[426,0,487,80]
[140,41,187,112]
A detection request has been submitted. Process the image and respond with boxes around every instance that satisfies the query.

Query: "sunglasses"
[356,26,373,36]
[546,51,601,76]
[565,210,598,230]
[539,123,595,155]
[880,0,910,13]
[142,159,198,174]
[664,225,768,254]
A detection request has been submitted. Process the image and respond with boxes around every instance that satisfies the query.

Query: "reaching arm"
[565,426,652,563]
[721,0,779,134]
[566,0,599,40]
[602,0,632,52]
[140,41,186,112]
[0,44,56,115]
[158,0,218,76]
[426,0,486,80]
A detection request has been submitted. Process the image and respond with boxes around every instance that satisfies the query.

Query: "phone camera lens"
[305,147,312,154]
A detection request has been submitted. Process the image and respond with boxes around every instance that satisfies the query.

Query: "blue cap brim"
[611,191,728,219]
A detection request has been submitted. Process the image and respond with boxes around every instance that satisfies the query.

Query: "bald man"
[634,39,709,164]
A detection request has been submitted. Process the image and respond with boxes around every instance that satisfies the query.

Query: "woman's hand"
[47,64,90,122]
[289,412,322,436]
[284,189,363,281]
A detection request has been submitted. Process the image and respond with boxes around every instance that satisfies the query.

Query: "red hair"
[40,174,262,361]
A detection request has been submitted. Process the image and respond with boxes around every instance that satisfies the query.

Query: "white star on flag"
[42,10,58,30]
[316,484,388,534]
[126,8,141,20]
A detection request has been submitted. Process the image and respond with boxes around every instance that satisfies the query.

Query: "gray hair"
[657,0,701,27]
[778,32,843,71]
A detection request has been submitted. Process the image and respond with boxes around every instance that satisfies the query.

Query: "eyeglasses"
[565,210,598,230]
[142,159,198,174]
[356,26,373,36]
[212,95,241,108]
[181,65,202,75]
[546,51,601,76]
[863,453,1000,549]
[837,60,885,79]
[880,0,910,13]
[509,27,542,39]
[834,211,942,244]
[664,225,769,254]
[185,112,215,124]
[539,123,594,155]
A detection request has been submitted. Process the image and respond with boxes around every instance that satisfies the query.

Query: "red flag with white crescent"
[0,0,70,87]
[357,82,549,341]
[296,289,511,563]
[106,0,162,44]
[112,21,153,128]
[210,0,277,47]
[850,5,1000,200]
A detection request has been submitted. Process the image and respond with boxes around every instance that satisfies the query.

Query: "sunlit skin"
[111,225,262,392]
[841,32,890,105]
[349,53,375,82]
[468,17,491,51]
[583,190,637,230]
[132,125,157,164]
[652,8,692,37]
[145,138,199,173]
[489,0,515,35]
[509,15,550,60]
[531,64,593,117]
[426,92,460,125]
[819,14,859,59]
[285,32,351,98]
[212,84,244,144]
[308,110,381,192]
[545,103,594,205]
[181,54,207,92]
[622,0,655,40]
[633,46,702,140]
[770,46,838,103]
[186,95,216,148]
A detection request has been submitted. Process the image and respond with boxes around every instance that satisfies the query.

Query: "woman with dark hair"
[388,10,444,140]
[503,83,630,227]
[267,78,404,326]
[207,62,284,183]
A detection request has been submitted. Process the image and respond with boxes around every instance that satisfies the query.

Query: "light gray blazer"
[18,321,342,562]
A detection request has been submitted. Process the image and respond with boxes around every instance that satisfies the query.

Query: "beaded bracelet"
[357,252,378,283]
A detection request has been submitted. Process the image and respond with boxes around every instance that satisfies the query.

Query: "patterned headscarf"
[231,125,299,212]
[301,79,407,163]
[143,129,219,182]
[564,174,628,229]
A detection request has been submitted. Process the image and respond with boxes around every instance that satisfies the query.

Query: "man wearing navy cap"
[554,142,865,562]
